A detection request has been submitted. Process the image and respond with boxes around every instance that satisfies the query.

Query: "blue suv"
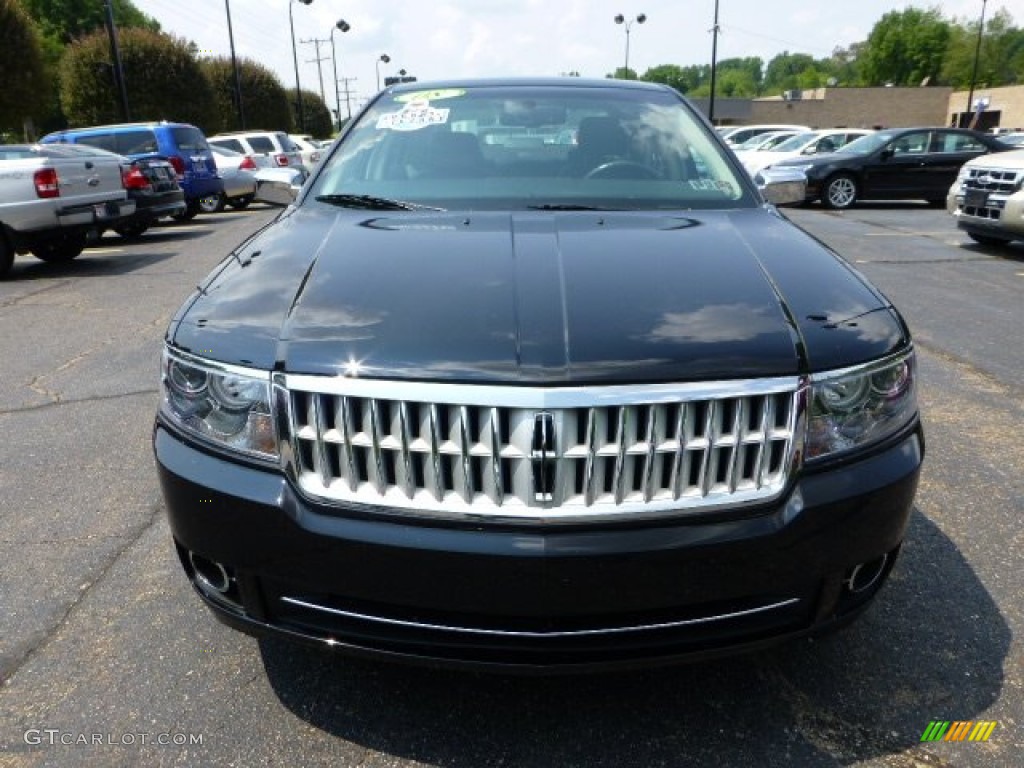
[40,122,221,220]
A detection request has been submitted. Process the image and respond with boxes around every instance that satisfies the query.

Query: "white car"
[947,148,1024,245]
[733,130,801,153]
[741,129,875,176]
[720,124,810,147]
[288,134,323,169]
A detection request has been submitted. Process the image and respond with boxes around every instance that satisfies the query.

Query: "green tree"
[642,64,707,93]
[859,7,951,86]
[0,0,49,137]
[290,89,332,138]
[59,28,217,129]
[607,67,639,80]
[22,0,158,45]
[763,52,818,94]
[201,57,293,134]
[824,42,865,86]
[942,9,1024,88]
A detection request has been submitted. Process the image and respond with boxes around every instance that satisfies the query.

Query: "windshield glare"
[310,84,753,211]
[771,132,818,152]
[838,132,894,154]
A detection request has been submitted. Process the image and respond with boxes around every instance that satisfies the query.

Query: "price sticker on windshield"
[377,100,450,132]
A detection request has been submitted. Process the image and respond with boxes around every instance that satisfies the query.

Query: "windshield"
[771,132,818,153]
[309,84,753,211]
[838,132,895,155]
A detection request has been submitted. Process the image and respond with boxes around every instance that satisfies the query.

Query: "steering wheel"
[584,160,661,180]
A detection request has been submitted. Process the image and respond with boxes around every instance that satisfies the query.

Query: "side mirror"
[756,167,807,207]
[879,147,895,161]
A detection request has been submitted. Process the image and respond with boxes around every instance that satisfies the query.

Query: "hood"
[171,205,908,383]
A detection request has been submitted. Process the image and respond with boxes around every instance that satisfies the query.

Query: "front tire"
[822,173,858,210]
[31,233,86,263]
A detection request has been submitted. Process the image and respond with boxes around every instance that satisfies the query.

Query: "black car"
[154,78,923,671]
[771,127,1009,209]
[112,156,186,238]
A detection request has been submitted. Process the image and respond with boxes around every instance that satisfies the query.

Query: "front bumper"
[128,189,187,224]
[154,423,923,671]
[947,187,1024,240]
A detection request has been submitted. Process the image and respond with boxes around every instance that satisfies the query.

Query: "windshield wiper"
[314,194,444,211]
[525,203,617,211]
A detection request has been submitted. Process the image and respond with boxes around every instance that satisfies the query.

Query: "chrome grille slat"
[398,402,415,499]
[283,376,803,522]
[339,396,357,491]
[428,404,443,502]
[488,407,504,506]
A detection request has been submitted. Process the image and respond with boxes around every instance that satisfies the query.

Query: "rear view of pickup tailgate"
[0,144,131,231]
[1,144,134,276]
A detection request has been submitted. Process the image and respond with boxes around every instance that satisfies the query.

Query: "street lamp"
[965,0,988,128]
[330,19,351,133]
[376,53,391,92]
[289,0,313,133]
[613,12,646,78]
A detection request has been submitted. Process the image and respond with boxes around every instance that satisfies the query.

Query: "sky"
[131,0,1024,120]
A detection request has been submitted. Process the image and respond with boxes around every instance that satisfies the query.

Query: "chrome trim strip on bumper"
[280,596,803,638]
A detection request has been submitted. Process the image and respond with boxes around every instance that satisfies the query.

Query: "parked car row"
[1,121,324,277]
[744,127,1013,209]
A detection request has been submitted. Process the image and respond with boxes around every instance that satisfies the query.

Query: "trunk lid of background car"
[173,207,904,381]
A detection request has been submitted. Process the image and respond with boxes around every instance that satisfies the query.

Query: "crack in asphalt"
[0,498,165,688]
[0,280,73,311]
[0,387,161,416]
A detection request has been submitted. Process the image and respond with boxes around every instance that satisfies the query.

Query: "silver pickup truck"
[0,143,135,277]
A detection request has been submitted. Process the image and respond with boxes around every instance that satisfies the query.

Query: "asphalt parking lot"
[0,203,1021,767]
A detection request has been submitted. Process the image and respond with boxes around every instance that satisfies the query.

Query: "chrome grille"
[276,375,803,522]
[962,166,1023,196]
[959,166,1024,219]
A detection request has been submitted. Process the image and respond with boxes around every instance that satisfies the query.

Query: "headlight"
[806,351,917,461]
[160,348,277,460]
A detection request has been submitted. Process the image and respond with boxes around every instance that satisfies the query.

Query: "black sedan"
[772,127,1009,209]
[154,78,923,671]
[112,156,186,238]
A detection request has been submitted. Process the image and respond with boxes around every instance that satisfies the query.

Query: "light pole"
[708,0,720,124]
[376,53,391,92]
[613,12,646,79]
[103,0,130,120]
[330,19,351,133]
[965,0,988,128]
[290,0,313,132]
[224,0,244,129]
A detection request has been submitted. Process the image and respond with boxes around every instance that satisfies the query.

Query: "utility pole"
[103,0,130,121]
[339,76,358,121]
[225,0,245,129]
[300,37,330,105]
